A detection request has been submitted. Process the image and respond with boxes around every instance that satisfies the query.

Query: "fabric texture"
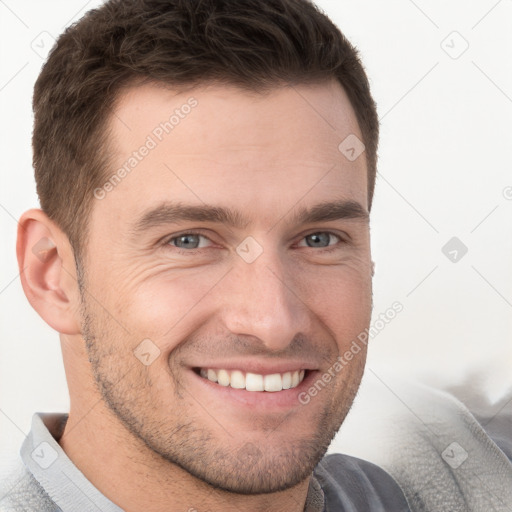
[0,412,410,512]
[333,373,512,512]
[381,383,512,512]
[315,454,411,511]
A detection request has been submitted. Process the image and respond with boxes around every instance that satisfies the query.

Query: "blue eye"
[299,232,342,248]
[168,233,212,249]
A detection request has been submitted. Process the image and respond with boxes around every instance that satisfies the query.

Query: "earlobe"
[17,209,82,335]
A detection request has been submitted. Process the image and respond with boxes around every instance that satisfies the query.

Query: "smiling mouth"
[194,368,307,392]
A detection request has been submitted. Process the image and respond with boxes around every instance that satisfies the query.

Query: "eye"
[297,232,342,249]
[167,232,213,250]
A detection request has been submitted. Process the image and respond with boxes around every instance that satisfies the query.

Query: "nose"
[219,247,311,353]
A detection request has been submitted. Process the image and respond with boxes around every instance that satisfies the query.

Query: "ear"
[17,209,82,335]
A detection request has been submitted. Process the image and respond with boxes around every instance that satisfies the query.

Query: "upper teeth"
[199,369,306,392]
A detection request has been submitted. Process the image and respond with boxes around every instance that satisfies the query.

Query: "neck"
[58,400,311,512]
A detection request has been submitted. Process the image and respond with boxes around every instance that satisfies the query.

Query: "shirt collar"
[21,412,123,512]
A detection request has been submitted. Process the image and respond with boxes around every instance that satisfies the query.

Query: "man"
[1,0,413,510]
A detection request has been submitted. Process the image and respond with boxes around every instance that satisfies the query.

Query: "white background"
[1,0,511,477]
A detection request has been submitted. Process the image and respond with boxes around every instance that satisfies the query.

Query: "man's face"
[79,80,372,493]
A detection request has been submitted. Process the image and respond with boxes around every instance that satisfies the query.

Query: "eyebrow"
[131,199,369,235]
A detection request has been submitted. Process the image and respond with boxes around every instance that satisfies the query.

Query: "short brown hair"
[33,0,379,261]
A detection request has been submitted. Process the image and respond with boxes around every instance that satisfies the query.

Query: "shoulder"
[333,372,512,511]
[314,453,411,511]
[0,461,59,512]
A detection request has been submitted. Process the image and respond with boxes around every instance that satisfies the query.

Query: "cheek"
[108,263,229,343]
[294,264,372,347]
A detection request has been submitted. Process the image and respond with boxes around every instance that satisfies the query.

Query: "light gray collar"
[21,413,123,512]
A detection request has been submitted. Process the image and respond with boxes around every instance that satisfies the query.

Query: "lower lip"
[190,369,318,410]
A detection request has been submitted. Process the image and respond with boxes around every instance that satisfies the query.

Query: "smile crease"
[197,368,306,392]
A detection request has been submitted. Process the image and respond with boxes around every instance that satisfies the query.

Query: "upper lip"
[191,359,319,375]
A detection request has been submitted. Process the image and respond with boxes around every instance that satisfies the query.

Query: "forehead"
[94,80,368,231]
[111,79,363,155]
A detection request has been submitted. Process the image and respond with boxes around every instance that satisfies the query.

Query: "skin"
[17,79,373,512]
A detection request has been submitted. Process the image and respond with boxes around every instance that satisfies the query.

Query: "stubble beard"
[77,273,364,495]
